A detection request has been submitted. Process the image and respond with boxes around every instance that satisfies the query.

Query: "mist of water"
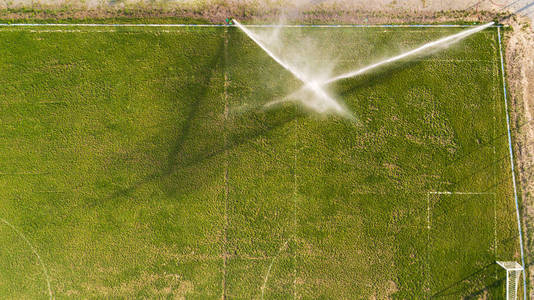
[232,19,353,119]
[324,22,495,84]
[232,20,494,119]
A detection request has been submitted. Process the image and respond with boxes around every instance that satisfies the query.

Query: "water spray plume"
[284,21,495,105]
[232,20,307,83]
[232,19,352,119]
[232,19,493,121]
[324,22,494,84]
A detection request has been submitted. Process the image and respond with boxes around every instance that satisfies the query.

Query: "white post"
[497,261,523,300]
[506,270,509,300]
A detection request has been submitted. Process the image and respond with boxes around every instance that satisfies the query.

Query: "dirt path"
[0,0,530,25]
[505,17,534,298]
[0,0,532,23]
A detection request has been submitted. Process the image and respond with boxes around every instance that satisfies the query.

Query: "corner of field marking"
[0,217,53,300]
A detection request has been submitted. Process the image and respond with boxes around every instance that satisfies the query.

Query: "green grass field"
[0,24,524,299]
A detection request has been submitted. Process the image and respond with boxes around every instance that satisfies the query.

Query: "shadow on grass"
[106,24,529,206]
[433,259,534,299]
[107,33,301,203]
[107,35,226,200]
[335,58,425,100]
[427,163,534,298]
[429,240,534,298]
[430,262,499,298]
[432,155,534,222]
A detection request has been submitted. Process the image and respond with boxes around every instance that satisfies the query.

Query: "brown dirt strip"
[504,16,534,299]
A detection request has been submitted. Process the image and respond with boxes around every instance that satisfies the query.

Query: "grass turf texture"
[0,25,523,298]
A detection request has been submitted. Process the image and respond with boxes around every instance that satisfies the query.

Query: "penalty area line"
[427,191,495,195]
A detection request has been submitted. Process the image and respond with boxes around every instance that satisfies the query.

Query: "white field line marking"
[0,29,188,33]
[293,115,298,300]
[497,27,527,300]
[0,172,48,175]
[285,191,497,195]
[494,191,498,278]
[427,191,495,195]
[222,25,230,300]
[0,218,53,299]
[0,23,506,28]
[0,29,499,40]
[426,192,431,298]
[261,239,289,300]
[493,48,498,279]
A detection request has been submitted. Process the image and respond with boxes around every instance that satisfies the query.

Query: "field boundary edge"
[497,26,528,300]
[0,23,506,28]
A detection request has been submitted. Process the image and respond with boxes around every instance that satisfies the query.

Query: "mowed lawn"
[0,25,522,298]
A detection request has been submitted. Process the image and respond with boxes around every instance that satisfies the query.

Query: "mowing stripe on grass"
[0,218,53,300]
[497,26,527,300]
